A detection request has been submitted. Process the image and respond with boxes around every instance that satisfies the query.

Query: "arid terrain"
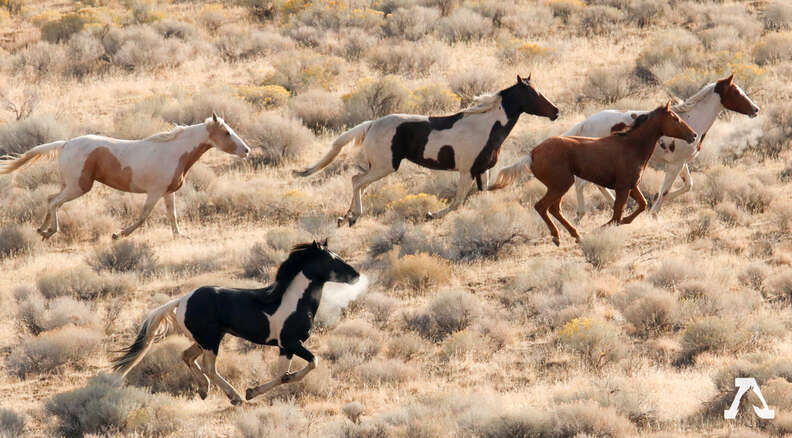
[0,0,791,436]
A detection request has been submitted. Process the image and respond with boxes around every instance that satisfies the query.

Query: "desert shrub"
[367,40,440,77]
[335,27,378,60]
[0,408,24,437]
[385,6,439,41]
[10,41,65,76]
[125,0,165,24]
[264,52,344,92]
[581,66,634,104]
[635,30,703,82]
[664,68,720,100]
[754,104,792,159]
[39,12,86,43]
[361,292,398,324]
[622,289,677,337]
[496,38,551,64]
[7,326,101,377]
[125,336,200,396]
[739,262,770,291]
[37,266,134,300]
[154,89,249,128]
[410,84,460,114]
[0,224,37,259]
[0,0,23,15]
[290,89,344,132]
[772,201,792,233]
[216,27,294,61]
[677,316,743,365]
[766,272,792,302]
[89,240,159,274]
[152,19,197,40]
[625,0,665,27]
[558,317,623,368]
[238,85,289,109]
[342,401,364,424]
[436,8,491,42]
[18,294,98,335]
[236,401,309,438]
[324,319,381,365]
[449,68,499,107]
[245,112,314,167]
[387,252,450,292]
[356,358,416,384]
[753,32,792,65]
[102,25,190,71]
[46,373,182,437]
[386,193,447,222]
[763,1,792,31]
[501,6,554,37]
[198,3,229,32]
[62,31,105,78]
[547,0,584,22]
[342,76,411,125]
[715,201,745,227]
[386,333,425,361]
[649,256,702,290]
[405,289,479,341]
[580,226,625,269]
[0,114,71,155]
[448,199,536,260]
[686,210,716,241]
[580,5,622,35]
[243,242,285,280]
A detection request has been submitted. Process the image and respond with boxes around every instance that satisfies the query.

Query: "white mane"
[673,83,716,114]
[145,125,186,142]
[463,93,501,115]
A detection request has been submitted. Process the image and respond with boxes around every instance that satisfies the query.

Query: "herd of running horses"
[0,73,760,404]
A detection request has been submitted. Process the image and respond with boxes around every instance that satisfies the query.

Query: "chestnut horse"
[489,102,697,245]
[294,76,558,226]
[0,114,249,240]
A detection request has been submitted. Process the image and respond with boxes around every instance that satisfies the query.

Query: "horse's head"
[512,74,559,121]
[206,113,250,158]
[657,100,697,143]
[714,73,760,118]
[300,240,360,284]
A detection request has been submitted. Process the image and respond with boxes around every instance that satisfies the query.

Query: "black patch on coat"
[470,118,518,177]
[669,141,676,152]
[390,113,463,171]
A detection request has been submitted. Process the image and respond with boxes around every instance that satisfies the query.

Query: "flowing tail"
[111,298,180,377]
[488,154,533,190]
[293,121,373,177]
[0,140,66,175]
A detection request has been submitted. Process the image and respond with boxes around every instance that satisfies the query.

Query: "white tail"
[488,154,533,190]
[293,121,372,177]
[111,298,180,377]
[0,140,66,174]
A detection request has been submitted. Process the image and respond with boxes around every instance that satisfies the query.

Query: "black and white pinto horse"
[112,241,360,405]
[294,75,559,226]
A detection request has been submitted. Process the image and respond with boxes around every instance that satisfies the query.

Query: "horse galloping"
[489,102,697,245]
[112,240,360,405]
[0,113,249,239]
[293,75,559,226]
[568,73,759,220]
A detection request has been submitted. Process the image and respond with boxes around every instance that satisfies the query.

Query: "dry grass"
[0,1,788,436]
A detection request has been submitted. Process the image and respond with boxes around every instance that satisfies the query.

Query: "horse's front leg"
[620,188,648,224]
[649,162,684,216]
[427,173,474,220]
[113,192,163,239]
[658,163,693,205]
[339,166,392,227]
[605,189,630,226]
[163,192,188,238]
[246,350,292,400]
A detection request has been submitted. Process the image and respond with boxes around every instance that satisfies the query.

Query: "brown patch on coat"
[610,122,629,134]
[630,113,638,119]
[714,74,757,116]
[168,142,212,193]
[79,147,134,193]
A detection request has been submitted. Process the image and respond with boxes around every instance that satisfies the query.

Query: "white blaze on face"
[266,272,311,346]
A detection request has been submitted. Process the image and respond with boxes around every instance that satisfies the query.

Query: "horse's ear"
[665,100,671,110]
[516,75,522,84]
[321,238,328,247]
[312,240,319,247]
[212,112,218,123]
[727,72,734,84]
[527,72,531,81]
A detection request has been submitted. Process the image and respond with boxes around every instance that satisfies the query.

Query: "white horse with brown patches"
[567,74,759,220]
[0,113,249,239]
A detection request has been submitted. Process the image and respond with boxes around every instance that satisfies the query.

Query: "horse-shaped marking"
[293,75,559,226]
[489,102,697,245]
[566,73,759,220]
[0,113,249,239]
[112,240,360,405]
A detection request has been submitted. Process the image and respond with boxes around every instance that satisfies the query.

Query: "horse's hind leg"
[39,185,85,239]
[201,351,243,405]
[245,350,292,400]
[181,343,210,399]
[427,172,474,219]
[113,191,163,239]
[535,191,562,246]
[163,193,185,237]
[340,166,393,227]
[620,188,648,224]
[279,343,317,384]
[574,177,588,223]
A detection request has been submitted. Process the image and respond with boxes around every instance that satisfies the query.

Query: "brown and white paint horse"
[0,113,249,239]
[567,73,759,220]
[489,102,696,245]
[294,76,559,226]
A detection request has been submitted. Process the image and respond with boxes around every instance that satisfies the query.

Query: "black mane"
[616,107,658,136]
[255,243,320,303]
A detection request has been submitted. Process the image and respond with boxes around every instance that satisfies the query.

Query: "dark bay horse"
[112,241,360,405]
[490,101,697,245]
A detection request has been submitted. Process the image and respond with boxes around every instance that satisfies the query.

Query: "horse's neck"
[280,272,323,313]
[171,123,211,154]
[677,92,721,138]
[624,119,665,160]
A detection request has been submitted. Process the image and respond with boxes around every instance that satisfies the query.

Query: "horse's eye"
[225,132,230,136]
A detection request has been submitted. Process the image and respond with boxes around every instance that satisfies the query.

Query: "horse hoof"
[245,388,254,401]
[112,232,120,240]
[348,217,357,227]
[425,212,434,220]
[199,390,207,400]
[552,237,560,247]
[336,217,345,227]
[230,398,243,406]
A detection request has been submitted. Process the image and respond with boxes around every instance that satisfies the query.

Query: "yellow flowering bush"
[558,317,622,369]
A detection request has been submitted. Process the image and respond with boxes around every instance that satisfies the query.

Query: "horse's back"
[571,110,645,138]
